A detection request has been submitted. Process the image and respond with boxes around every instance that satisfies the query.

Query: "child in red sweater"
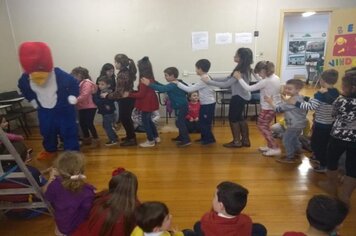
[124,57,159,148]
[283,195,348,236]
[194,181,267,236]
[186,92,201,133]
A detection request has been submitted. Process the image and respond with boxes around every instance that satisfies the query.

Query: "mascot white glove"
[68,95,78,105]
[30,100,38,109]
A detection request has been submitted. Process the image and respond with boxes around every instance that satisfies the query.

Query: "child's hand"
[264,95,273,104]
[189,118,194,122]
[105,105,110,110]
[171,80,178,84]
[319,87,328,93]
[201,76,209,83]
[122,91,129,98]
[100,92,108,98]
[140,77,150,86]
[195,117,199,121]
[233,71,242,80]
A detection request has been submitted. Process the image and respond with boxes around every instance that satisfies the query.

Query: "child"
[202,48,254,148]
[186,92,201,134]
[71,67,99,146]
[265,79,307,164]
[132,108,160,133]
[288,69,339,172]
[283,195,349,236]
[141,67,191,147]
[234,61,281,156]
[73,169,139,236]
[320,68,356,205]
[93,76,119,146]
[124,57,159,148]
[96,63,119,124]
[44,151,95,235]
[175,59,216,145]
[194,181,267,236]
[131,201,195,236]
[105,54,137,146]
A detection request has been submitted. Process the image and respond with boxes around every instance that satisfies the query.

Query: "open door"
[324,8,356,89]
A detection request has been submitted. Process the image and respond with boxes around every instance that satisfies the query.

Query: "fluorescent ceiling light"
[302,11,316,17]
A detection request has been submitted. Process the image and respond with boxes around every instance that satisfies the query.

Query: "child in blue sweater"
[141,67,191,147]
[93,76,118,146]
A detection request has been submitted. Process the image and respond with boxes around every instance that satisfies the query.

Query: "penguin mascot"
[18,42,80,160]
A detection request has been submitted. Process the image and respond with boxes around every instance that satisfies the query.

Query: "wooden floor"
[1,119,356,235]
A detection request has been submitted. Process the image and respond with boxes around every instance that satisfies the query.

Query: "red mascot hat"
[19,42,53,74]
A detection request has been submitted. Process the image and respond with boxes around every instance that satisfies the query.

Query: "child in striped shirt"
[287,69,339,172]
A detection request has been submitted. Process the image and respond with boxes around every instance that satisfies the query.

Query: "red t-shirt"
[201,211,252,236]
[186,102,200,120]
[129,79,159,112]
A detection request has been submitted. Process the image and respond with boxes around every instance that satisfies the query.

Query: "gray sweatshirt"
[275,95,307,129]
[205,74,252,101]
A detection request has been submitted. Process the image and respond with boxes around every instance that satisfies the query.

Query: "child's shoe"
[263,148,281,157]
[82,137,92,145]
[258,146,270,152]
[177,141,192,147]
[120,138,137,146]
[313,165,327,173]
[171,136,181,142]
[139,140,155,148]
[154,137,161,143]
[275,157,299,164]
[37,151,56,160]
[92,138,101,147]
[105,140,118,147]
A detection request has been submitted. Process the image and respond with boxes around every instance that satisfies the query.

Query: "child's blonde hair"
[55,151,86,192]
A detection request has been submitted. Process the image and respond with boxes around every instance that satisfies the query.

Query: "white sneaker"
[139,140,156,148]
[258,146,270,152]
[155,137,161,143]
[263,148,281,157]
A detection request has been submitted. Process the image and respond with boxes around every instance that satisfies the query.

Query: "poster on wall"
[192,31,209,51]
[287,32,327,66]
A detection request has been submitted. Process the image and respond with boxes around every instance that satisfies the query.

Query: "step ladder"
[0,128,53,216]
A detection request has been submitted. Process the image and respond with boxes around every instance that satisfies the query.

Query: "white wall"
[280,14,330,82]
[1,0,356,90]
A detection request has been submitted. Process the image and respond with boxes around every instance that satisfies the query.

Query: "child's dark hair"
[114,54,137,81]
[188,91,198,100]
[138,56,155,79]
[135,201,169,233]
[306,195,349,233]
[71,66,91,81]
[254,61,275,77]
[343,67,356,97]
[164,67,179,78]
[321,69,338,85]
[97,76,111,87]
[216,181,248,216]
[99,63,115,80]
[91,171,138,236]
[195,59,211,73]
[231,47,253,76]
[55,151,86,192]
[286,78,304,90]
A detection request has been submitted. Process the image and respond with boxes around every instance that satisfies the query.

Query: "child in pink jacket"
[71,67,99,146]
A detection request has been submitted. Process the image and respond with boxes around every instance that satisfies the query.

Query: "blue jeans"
[283,128,302,159]
[102,113,118,142]
[175,106,190,143]
[142,111,158,141]
[200,103,216,144]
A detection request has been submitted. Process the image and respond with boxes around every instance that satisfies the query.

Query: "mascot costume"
[18,42,80,160]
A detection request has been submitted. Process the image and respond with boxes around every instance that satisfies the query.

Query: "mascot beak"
[30,71,50,86]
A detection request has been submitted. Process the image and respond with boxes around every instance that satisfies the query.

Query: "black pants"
[119,98,136,139]
[311,125,332,167]
[194,221,267,236]
[229,95,247,122]
[327,137,356,178]
[78,108,98,139]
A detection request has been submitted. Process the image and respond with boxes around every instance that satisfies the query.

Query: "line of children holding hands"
[42,151,350,236]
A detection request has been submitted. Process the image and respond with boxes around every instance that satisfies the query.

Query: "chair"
[0,91,36,135]
[156,92,170,124]
[215,89,231,125]
[244,91,260,123]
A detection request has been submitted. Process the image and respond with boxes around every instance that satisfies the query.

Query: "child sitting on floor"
[185,92,201,134]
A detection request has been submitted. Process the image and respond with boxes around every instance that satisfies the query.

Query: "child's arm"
[202,76,236,88]
[5,133,24,142]
[127,82,150,99]
[142,77,175,93]
[176,81,206,93]
[77,81,93,103]
[235,72,267,92]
